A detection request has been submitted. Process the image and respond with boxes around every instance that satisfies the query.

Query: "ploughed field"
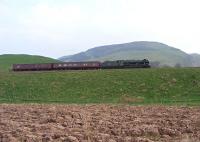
[0,104,200,142]
[0,68,200,104]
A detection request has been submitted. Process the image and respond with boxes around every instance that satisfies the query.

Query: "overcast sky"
[0,0,200,58]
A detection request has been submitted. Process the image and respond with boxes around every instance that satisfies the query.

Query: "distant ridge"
[59,41,200,67]
[0,54,59,72]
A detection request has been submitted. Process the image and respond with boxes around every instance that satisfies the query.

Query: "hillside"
[59,41,200,67]
[0,54,59,72]
[189,53,200,67]
[0,68,200,105]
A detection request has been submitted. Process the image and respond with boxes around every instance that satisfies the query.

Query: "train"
[12,59,150,71]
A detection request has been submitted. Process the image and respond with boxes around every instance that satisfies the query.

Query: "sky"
[0,0,200,58]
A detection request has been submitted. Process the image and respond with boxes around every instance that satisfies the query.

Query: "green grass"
[0,54,59,72]
[0,68,200,105]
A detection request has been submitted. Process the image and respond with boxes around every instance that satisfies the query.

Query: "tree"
[175,63,181,68]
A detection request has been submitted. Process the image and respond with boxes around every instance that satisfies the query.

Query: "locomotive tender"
[12,59,150,71]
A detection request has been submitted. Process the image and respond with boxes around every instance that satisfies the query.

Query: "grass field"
[0,54,59,72]
[0,68,200,105]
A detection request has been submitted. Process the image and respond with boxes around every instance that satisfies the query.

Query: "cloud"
[0,4,9,16]
[20,3,84,30]
[0,0,200,57]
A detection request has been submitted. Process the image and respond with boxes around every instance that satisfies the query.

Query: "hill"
[59,41,200,67]
[189,53,200,67]
[0,54,59,72]
[0,68,200,105]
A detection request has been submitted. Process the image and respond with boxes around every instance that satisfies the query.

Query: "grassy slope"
[0,68,200,105]
[0,54,59,72]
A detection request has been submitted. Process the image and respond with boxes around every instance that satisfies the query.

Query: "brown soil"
[0,104,200,142]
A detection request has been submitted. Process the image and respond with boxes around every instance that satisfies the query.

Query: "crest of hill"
[59,41,200,67]
[0,54,59,72]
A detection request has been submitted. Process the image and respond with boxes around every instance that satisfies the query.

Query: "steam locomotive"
[12,59,150,71]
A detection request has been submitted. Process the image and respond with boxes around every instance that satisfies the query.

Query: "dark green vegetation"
[59,41,200,67]
[0,68,200,105]
[0,54,59,72]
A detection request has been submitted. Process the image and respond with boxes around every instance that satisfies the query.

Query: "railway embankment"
[0,68,200,105]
